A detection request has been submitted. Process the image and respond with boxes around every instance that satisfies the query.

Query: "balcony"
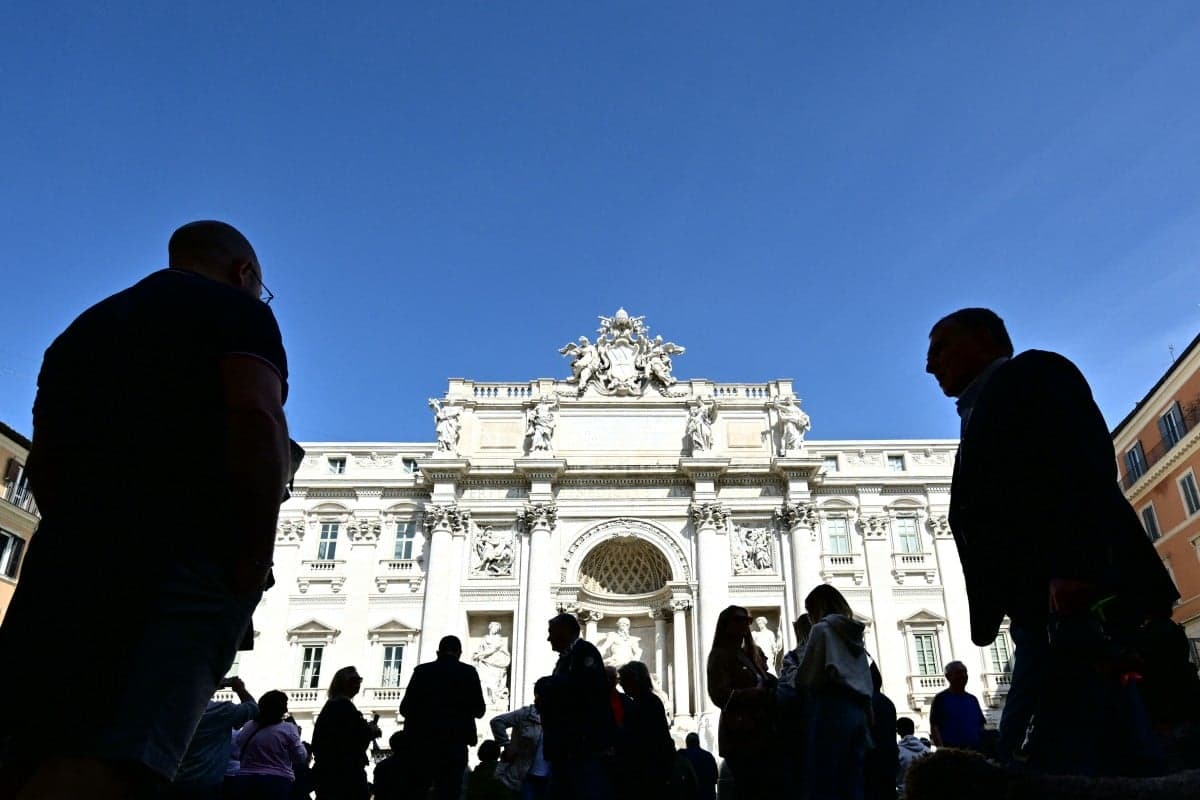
[981,672,1012,707]
[1119,398,1200,490]
[364,686,406,704]
[297,560,347,593]
[1,482,38,517]
[907,673,946,710]
[212,687,324,710]
[375,559,423,594]
[891,552,937,585]
[820,552,865,586]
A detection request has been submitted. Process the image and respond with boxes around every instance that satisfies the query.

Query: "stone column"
[584,610,604,643]
[670,598,692,718]
[519,502,558,700]
[691,501,729,711]
[418,503,470,662]
[652,609,667,685]
[778,501,821,615]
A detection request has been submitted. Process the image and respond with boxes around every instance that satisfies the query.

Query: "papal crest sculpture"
[559,308,686,396]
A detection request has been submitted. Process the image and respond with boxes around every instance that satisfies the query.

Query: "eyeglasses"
[259,279,274,305]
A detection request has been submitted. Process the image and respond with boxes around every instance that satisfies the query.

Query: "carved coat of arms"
[559,308,686,396]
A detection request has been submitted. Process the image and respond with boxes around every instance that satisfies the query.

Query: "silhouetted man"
[400,635,487,800]
[929,661,985,750]
[0,221,289,799]
[677,733,718,800]
[927,307,1178,774]
[542,613,614,800]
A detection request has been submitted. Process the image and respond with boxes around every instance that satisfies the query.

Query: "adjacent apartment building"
[0,421,37,621]
[1113,333,1200,660]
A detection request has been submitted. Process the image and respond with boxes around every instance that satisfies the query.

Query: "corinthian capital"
[423,503,471,535]
[689,502,728,530]
[520,502,558,531]
[775,501,818,530]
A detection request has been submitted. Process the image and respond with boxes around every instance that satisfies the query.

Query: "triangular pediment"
[368,618,420,637]
[899,608,945,626]
[286,618,341,638]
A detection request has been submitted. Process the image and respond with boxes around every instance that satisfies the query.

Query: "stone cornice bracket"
[857,514,889,539]
[678,457,731,484]
[519,502,558,531]
[775,501,819,530]
[770,455,826,488]
[422,503,471,535]
[417,458,471,484]
[689,502,728,530]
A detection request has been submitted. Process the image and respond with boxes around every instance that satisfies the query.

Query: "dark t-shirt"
[929,689,985,749]
[28,269,287,557]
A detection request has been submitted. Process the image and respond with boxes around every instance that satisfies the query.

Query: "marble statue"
[771,396,811,455]
[598,617,643,666]
[751,617,782,675]
[685,398,716,454]
[473,525,513,576]
[559,336,602,394]
[471,621,512,706]
[524,397,558,454]
[559,309,686,396]
[732,526,774,574]
[428,398,463,454]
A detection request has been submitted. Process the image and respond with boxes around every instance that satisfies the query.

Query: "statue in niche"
[770,395,811,455]
[559,336,602,395]
[685,397,717,454]
[732,526,774,574]
[598,617,643,666]
[471,621,512,706]
[428,398,463,454]
[751,616,782,675]
[474,525,513,576]
[524,396,559,455]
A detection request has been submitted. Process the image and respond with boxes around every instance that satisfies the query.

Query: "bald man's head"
[168,220,263,300]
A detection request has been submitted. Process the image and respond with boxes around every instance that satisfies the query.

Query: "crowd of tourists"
[2,221,1200,799]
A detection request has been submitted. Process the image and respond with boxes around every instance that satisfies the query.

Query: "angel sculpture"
[640,335,686,388]
[559,336,602,394]
[770,396,811,456]
[685,398,717,454]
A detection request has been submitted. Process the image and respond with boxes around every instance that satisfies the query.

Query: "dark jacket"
[706,644,771,709]
[949,350,1179,644]
[312,696,374,774]
[399,656,486,748]
[541,638,614,761]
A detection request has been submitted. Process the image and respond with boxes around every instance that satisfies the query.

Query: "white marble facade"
[226,310,1010,749]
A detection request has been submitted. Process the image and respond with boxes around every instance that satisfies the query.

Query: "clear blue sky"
[3,2,1199,443]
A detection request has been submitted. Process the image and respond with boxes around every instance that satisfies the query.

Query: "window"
[300,646,324,688]
[895,517,921,553]
[2,459,34,512]
[887,454,905,473]
[1190,638,1200,667]
[1180,473,1200,516]
[402,458,421,475]
[1160,403,1186,448]
[988,632,1013,674]
[913,633,940,675]
[822,456,839,473]
[825,517,851,554]
[0,529,25,579]
[318,522,340,560]
[393,521,417,560]
[328,457,347,474]
[1125,443,1148,481]
[1142,505,1161,542]
[382,644,405,687]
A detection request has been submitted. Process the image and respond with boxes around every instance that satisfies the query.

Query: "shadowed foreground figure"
[904,749,1200,800]
[926,308,1179,774]
[0,220,290,800]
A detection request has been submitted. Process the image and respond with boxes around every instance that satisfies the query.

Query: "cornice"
[1125,427,1200,502]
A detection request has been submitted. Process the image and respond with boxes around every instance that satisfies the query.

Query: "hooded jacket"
[793,614,873,700]
[897,734,931,790]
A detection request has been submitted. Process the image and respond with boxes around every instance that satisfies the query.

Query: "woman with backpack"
[227,690,309,800]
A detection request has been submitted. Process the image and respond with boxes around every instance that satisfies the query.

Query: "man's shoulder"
[572,639,604,664]
[998,350,1082,385]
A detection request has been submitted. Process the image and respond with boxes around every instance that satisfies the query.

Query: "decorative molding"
[471,525,515,577]
[730,525,776,575]
[857,515,889,538]
[560,518,692,583]
[558,308,686,397]
[276,517,305,545]
[775,502,818,530]
[307,488,358,499]
[925,514,952,539]
[669,597,692,613]
[348,516,382,544]
[422,503,471,535]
